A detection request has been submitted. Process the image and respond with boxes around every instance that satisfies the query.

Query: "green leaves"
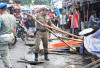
[19,0,34,6]
[19,0,51,6]
[33,0,51,5]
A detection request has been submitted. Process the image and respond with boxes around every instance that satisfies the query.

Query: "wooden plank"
[70,44,80,48]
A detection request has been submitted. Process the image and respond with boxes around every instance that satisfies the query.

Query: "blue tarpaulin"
[96,19,100,27]
[84,29,100,57]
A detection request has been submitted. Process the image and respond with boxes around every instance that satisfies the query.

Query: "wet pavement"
[0,34,93,68]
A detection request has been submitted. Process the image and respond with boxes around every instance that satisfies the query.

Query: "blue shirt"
[88,15,95,28]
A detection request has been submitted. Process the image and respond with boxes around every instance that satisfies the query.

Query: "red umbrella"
[36,9,42,12]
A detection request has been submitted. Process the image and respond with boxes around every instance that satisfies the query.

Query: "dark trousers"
[69,28,79,38]
[54,20,58,26]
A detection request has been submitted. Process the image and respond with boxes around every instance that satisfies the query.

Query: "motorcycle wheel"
[12,36,17,46]
[21,32,26,41]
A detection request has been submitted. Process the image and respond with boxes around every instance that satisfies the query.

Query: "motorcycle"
[12,36,17,46]
[16,22,27,41]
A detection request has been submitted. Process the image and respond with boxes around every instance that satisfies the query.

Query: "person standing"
[0,3,16,68]
[47,9,53,41]
[67,6,79,36]
[88,11,99,28]
[54,12,59,27]
[60,12,66,31]
[34,8,58,61]
[21,12,27,26]
[24,12,36,41]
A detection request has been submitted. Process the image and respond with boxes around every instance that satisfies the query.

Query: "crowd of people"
[0,2,100,68]
[7,3,100,38]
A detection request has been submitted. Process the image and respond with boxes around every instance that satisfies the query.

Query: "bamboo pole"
[59,36,83,42]
[91,63,100,68]
[36,20,83,39]
[83,59,100,68]
[46,28,77,52]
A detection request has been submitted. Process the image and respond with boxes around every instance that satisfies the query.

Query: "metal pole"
[72,0,76,35]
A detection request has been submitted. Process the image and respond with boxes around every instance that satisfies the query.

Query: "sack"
[0,33,14,44]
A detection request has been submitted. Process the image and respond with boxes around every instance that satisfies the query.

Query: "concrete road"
[0,34,88,68]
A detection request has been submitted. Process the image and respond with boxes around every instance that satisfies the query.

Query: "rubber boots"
[35,53,38,61]
[44,53,49,61]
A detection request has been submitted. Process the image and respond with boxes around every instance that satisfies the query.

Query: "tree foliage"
[34,0,51,5]
[18,0,51,6]
[19,0,34,6]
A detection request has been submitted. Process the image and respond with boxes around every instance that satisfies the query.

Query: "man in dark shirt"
[25,13,36,41]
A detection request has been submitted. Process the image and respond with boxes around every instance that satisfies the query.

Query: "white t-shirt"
[60,14,66,25]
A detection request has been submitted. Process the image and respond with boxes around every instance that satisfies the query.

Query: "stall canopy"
[13,5,21,9]
[30,5,47,9]
[21,5,30,11]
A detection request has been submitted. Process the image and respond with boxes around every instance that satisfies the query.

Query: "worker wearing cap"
[34,8,58,61]
[0,3,16,68]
